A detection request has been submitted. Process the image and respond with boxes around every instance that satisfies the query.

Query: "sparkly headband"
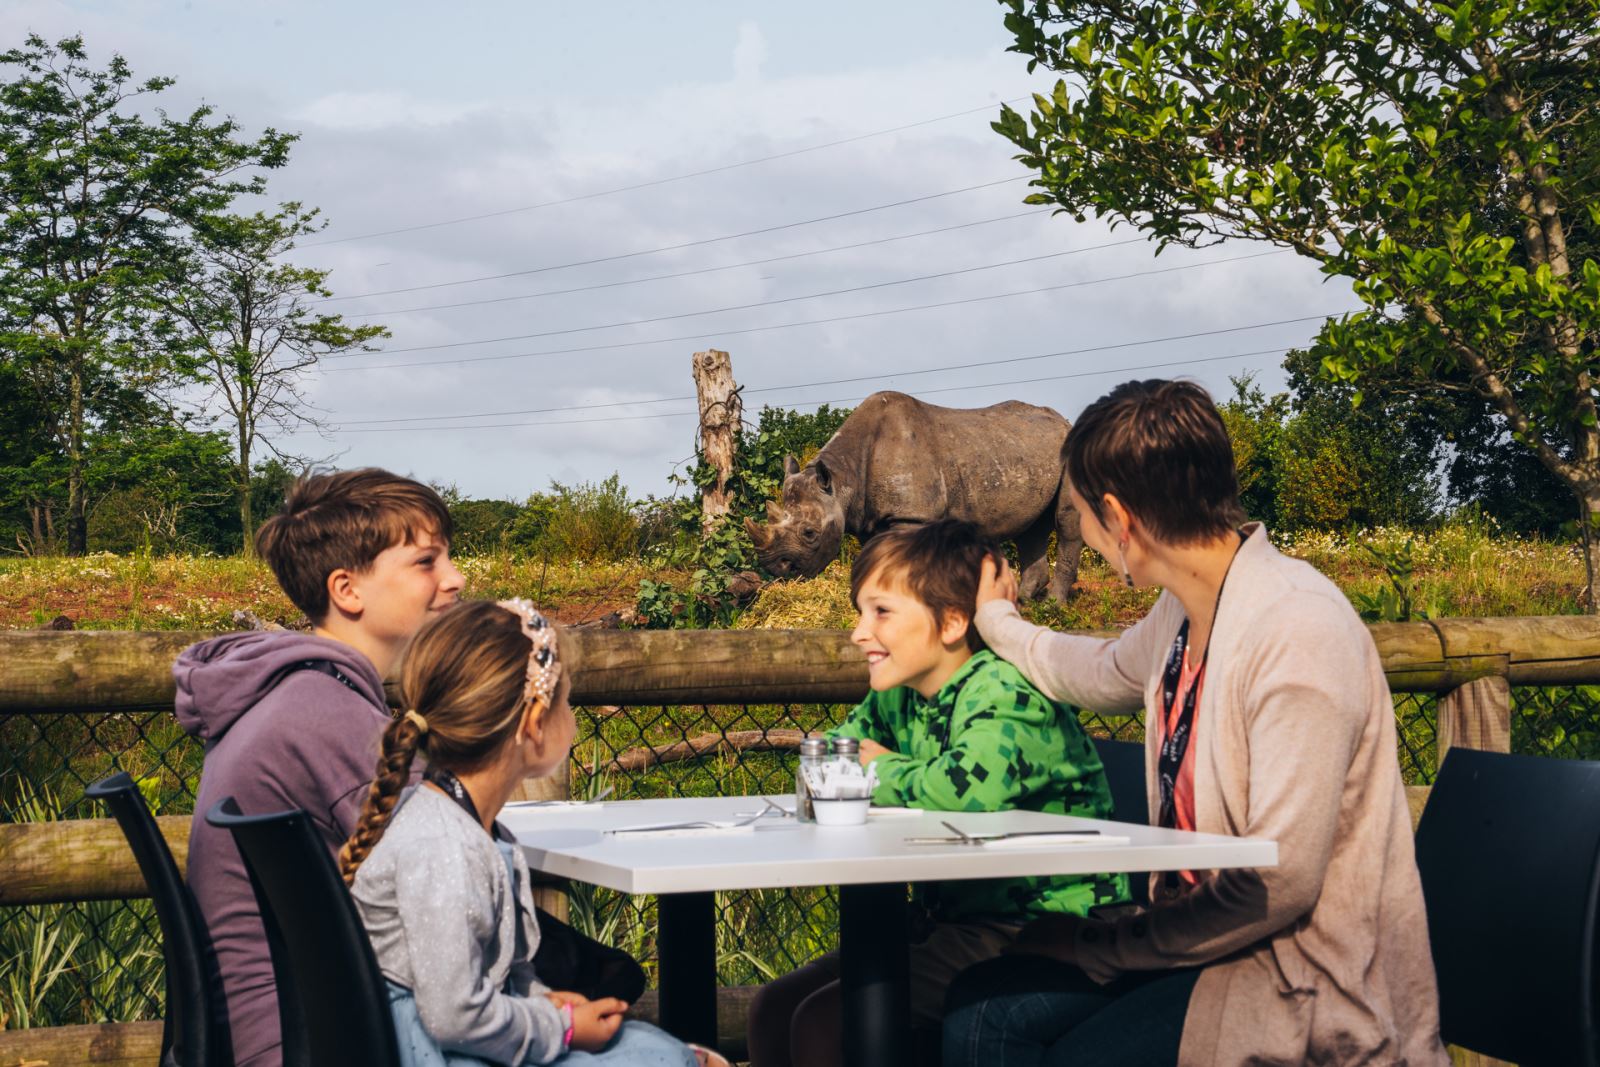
[497,598,561,708]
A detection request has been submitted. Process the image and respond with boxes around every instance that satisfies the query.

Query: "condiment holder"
[800,757,878,827]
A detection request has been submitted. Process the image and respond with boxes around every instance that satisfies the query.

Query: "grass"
[737,522,1588,634]
[0,550,676,631]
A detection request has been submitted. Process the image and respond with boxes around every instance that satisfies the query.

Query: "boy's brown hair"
[1065,379,1246,546]
[255,468,454,624]
[850,520,1001,652]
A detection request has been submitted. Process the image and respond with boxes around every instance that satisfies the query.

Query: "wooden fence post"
[510,762,571,919]
[692,349,741,529]
[1435,674,1512,763]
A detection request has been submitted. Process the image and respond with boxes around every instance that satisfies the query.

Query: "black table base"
[840,882,910,1067]
[654,882,910,1065]
[657,891,719,1050]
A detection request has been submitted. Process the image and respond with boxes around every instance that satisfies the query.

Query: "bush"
[447,498,523,556]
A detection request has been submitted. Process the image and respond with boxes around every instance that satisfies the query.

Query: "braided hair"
[338,600,559,884]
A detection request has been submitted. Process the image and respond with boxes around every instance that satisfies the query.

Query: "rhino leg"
[1052,480,1084,602]
[1015,517,1052,601]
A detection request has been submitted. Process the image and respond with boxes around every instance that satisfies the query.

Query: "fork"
[608,810,767,835]
[507,785,615,808]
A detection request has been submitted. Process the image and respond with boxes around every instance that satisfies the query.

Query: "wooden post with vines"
[692,349,741,531]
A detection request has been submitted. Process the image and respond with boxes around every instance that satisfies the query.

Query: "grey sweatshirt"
[351,786,567,1066]
[175,630,395,1067]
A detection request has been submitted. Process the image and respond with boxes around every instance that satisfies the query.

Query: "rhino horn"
[744,516,771,549]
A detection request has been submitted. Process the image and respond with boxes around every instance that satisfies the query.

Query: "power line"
[345,210,1056,319]
[324,248,1286,362]
[337,241,1203,358]
[312,176,1032,304]
[300,97,1031,248]
[330,347,1290,434]
[339,312,1345,426]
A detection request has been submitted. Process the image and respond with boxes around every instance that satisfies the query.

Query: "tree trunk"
[66,363,87,556]
[237,432,255,558]
[1582,486,1600,615]
[692,349,741,530]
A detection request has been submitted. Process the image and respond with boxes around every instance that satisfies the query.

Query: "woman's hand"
[568,996,628,1052]
[1004,913,1085,964]
[977,555,1020,609]
[545,990,587,1009]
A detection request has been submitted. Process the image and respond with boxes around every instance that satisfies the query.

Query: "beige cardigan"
[975,525,1448,1066]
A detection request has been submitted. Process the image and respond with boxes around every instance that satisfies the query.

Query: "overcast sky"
[5,1,1360,500]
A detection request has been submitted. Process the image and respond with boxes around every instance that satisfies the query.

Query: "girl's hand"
[545,990,587,1008]
[977,556,1020,609]
[569,996,628,1051]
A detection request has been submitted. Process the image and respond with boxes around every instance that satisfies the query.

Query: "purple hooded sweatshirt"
[175,631,393,1067]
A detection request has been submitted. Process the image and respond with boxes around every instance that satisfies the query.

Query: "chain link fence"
[4,685,1598,1030]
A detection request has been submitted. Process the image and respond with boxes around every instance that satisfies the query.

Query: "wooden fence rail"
[6,615,1600,714]
[3,618,1586,1067]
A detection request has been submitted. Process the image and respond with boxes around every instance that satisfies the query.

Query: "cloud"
[733,22,767,83]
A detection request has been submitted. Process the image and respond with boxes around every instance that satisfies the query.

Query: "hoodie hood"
[173,630,387,743]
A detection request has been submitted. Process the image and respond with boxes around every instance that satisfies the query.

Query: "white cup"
[811,796,870,826]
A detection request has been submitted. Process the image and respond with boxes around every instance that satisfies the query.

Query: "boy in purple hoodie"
[175,469,465,1067]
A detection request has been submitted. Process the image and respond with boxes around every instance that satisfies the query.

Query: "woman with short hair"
[943,379,1448,1066]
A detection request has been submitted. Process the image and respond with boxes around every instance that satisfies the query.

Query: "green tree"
[1220,371,1443,532]
[995,0,1600,600]
[87,422,235,552]
[0,34,292,553]
[166,204,387,553]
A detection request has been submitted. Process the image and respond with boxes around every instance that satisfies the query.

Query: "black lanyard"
[1156,620,1203,831]
[426,765,503,841]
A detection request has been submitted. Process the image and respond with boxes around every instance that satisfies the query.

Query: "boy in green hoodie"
[746,520,1128,1067]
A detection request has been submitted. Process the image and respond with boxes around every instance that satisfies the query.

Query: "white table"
[505,795,1276,1066]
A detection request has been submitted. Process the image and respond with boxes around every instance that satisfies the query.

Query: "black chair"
[86,772,223,1067]
[205,797,399,1067]
[1415,748,1600,1066]
[1091,737,1148,827]
[1091,737,1150,905]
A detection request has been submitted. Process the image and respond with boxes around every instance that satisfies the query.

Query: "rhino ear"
[815,459,833,494]
[783,455,801,477]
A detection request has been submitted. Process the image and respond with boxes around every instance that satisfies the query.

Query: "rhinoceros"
[744,391,1083,601]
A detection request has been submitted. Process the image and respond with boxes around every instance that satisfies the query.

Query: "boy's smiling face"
[340,527,465,658]
[851,566,974,699]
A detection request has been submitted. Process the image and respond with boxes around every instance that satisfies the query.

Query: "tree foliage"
[1221,369,1443,532]
[0,34,293,553]
[996,0,1600,598]
[166,203,387,552]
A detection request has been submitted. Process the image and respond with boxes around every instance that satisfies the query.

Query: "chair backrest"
[1091,737,1148,828]
[1415,748,1600,1067]
[86,772,220,1067]
[1091,737,1150,905]
[205,798,399,1067]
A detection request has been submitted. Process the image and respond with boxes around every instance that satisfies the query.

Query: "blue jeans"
[387,983,696,1067]
[941,956,1199,1067]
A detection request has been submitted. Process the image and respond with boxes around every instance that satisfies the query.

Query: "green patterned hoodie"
[831,649,1130,922]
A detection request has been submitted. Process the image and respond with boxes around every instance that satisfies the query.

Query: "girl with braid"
[341,599,728,1067]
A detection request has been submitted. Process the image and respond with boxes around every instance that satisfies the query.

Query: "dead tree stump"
[692,349,741,530]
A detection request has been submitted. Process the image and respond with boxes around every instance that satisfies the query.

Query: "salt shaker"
[795,736,827,823]
[829,736,862,794]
